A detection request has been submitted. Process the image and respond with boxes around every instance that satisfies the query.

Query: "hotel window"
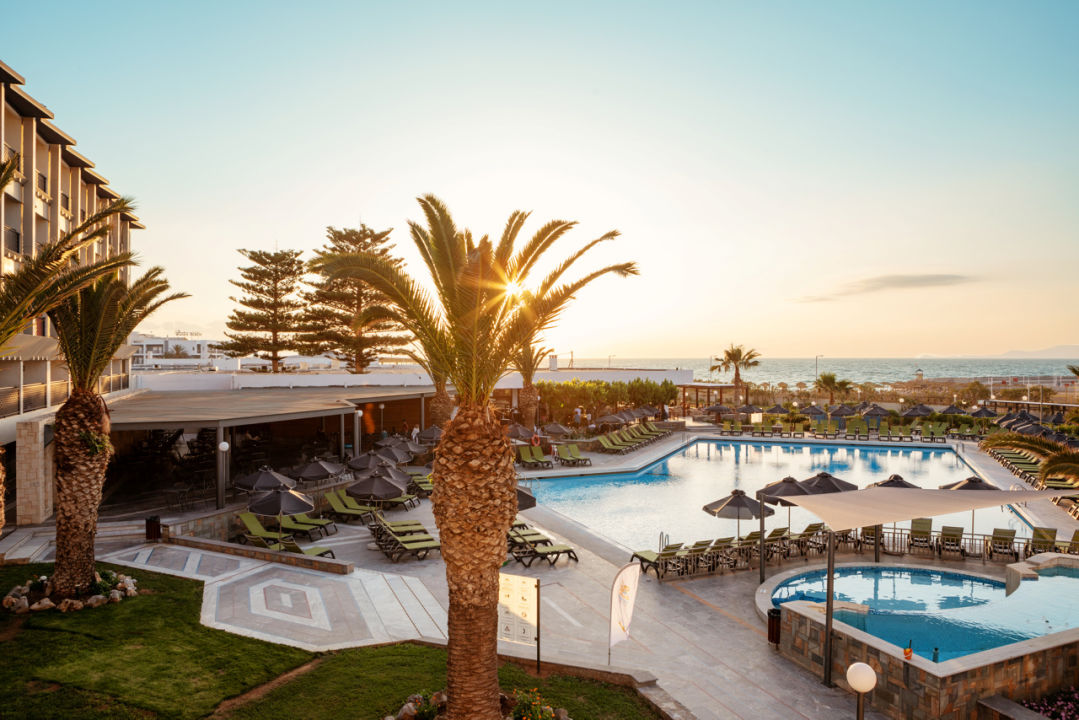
[37,172,47,192]
[3,226,19,254]
[61,193,70,210]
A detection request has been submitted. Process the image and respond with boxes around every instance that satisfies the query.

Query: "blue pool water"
[772,565,1079,661]
[530,440,1026,552]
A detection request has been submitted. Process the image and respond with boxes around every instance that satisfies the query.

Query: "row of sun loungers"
[506,521,579,567]
[595,423,671,454]
[516,444,593,468]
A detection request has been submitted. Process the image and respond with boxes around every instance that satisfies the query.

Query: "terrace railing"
[21,382,46,412]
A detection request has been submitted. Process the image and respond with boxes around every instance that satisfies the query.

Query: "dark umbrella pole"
[823,530,836,687]
[875,525,881,563]
[759,502,766,583]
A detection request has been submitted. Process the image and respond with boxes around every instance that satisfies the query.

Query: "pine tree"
[298,226,410,373]
[217,249,305,373]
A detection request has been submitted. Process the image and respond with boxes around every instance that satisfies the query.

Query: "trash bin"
[145,515,161,541]
[767,608,781,646]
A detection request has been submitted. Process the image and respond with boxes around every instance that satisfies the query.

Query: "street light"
[379,403,386,433]
[354,409,364,455]
[846,662,877,720]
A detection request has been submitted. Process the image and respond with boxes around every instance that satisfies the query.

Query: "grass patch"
[225,644,663,720]
[0,562,311,720]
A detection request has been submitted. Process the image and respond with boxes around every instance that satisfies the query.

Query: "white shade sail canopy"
[783,487,1061,532]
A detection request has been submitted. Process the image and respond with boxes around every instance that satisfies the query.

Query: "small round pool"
[771,565,1079,662]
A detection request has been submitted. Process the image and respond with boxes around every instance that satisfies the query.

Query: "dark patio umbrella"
[702,404,733,414]
[764,404,788,415]
[616,411,637,422]
[862,405,890,418]
[505,423,535,439]
[376,435,407,447]
[759,476,810,528]
[801,404,825,416]
[376,465,414,486]
[800,471,858,494]
[703,488,774,538]
[596,414,626,425]
[347,452,385,471]
[641,405,659,416]
[347,474,407,501]
[235,467,296,492]
[542,422,573,436]
[1047,412,1065,425]
[375,445,413,465]
[398,440,429,455]
[294,459,345,482]
[940,476,1000,529]
[418,426,442,443]
[737,404,763,414]
[248,487,315,517]
[872,474,919,489]
[853,401,872,413]
[516,485,537,511]
[829,405,856,417]
[902,404,932,418]
[970,406,997,418]
[1014,423,1048,437]
[939,404,966,415]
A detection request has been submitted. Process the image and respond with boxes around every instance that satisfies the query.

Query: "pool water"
[530,440,1026,552]
[772,565,1079,661]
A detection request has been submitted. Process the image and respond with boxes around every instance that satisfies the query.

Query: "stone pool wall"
[778,601,1079,720]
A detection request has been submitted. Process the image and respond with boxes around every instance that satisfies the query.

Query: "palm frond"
[980,433,1066,458]
[1040,454,1079,482]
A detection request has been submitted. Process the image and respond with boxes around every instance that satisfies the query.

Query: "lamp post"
[846,662,877,720]
[216,440,230,509]
[379,403,386,433]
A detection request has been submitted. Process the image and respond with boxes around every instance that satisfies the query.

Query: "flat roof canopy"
[108,385,435,431]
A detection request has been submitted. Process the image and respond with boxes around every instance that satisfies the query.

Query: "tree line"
[216,225,410,373]
[536,378,678,424]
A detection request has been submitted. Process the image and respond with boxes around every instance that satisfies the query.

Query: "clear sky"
[5,1,1078,358]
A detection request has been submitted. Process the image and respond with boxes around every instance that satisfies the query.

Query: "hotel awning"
[784,487,1061,532]
[0,335,61,362]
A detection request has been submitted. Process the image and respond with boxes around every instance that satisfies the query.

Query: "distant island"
[992,345,1079,359]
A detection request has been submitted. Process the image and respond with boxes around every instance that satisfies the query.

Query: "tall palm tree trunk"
[0,457,6,536]
[51,389,113,597]
[430,405,516,720]
[429,379,454,427]
[518,380,538,428]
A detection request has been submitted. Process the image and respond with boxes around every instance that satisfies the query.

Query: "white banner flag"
[609,563,641,649]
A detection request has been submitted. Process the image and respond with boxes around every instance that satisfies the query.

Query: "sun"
[504,280,523,297]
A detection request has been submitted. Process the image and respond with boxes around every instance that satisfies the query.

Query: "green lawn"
[0,563,661,719]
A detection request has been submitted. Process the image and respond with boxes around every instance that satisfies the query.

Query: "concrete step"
[4,534,51,564]
[0,529,32,562]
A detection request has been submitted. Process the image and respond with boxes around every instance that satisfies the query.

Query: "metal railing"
[0,386,18,418]
[49,379,70,405]
[21,382,46,412]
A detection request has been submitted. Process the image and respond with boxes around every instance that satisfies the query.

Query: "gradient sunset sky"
[5,1,1077,358]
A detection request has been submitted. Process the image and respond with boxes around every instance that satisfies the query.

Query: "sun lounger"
[293,513,338,535]
[939,526,965,557]
[1055,529,1079,554]
[277,515,325,540]
[243,534,284,551]
[908,518,933,551]
[568,444,592,465]
[763,527,791,559]
[791,422,805,438]
[644,421,671,437]
[280,537,335,559]
[597,435,629,454]
[720,421,732,435]
[382,533,441,562]
[324,491,375,523]
[1028,527,1058,555]
[986,528,1017,560]
[790,523,826,555]
[238,512,293,543]
[528,445,555,468]
[510,536,578,567]
[555,445,580,466]
[631,543,683,577]
[517,445,540,467]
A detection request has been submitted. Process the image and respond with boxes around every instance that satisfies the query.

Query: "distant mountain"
[993,345,1079,359]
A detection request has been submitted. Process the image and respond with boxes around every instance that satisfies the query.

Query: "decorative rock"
[109,589,123,603]
[406,694,424,705]
[29,598,55,611]
[2,594,17,610]
[499,693,517,715]
[58,598,84,613]
[125,587,138,598]
[85,595,108,609]
[431,691,447,709]
[395,701,417,720]
[555,708,570,720]
[13,597,29,614]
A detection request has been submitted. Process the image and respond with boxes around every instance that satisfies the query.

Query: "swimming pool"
[771,565,1079,661]
[530,440,1027,551]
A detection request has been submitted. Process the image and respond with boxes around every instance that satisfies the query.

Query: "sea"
[566,357,1079,386]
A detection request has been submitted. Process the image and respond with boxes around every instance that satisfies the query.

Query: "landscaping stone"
[86,595,108,609]
[394,701,416,720]
[30,598,55,611]
[499,692,516,715]
[58,598,84,613]
[555,709,570,720]
[13,597,28,614]
[2,594,17,610]
[109,589,123,603]
[125,587,138,597]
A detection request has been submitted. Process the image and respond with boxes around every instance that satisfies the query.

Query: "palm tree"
[710,344,761,405]
[48,269,187,597]
[981,433,1079,484]
[512,343,550,429]
[321,195,636,719]
[0,154,136,536]
[813,372,853,405]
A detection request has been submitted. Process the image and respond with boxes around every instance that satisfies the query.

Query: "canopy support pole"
[874,524,881,563]
[822,530,836,687]
[353,412,361,458]
[339,413,346,458]
[758,497,766,584]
